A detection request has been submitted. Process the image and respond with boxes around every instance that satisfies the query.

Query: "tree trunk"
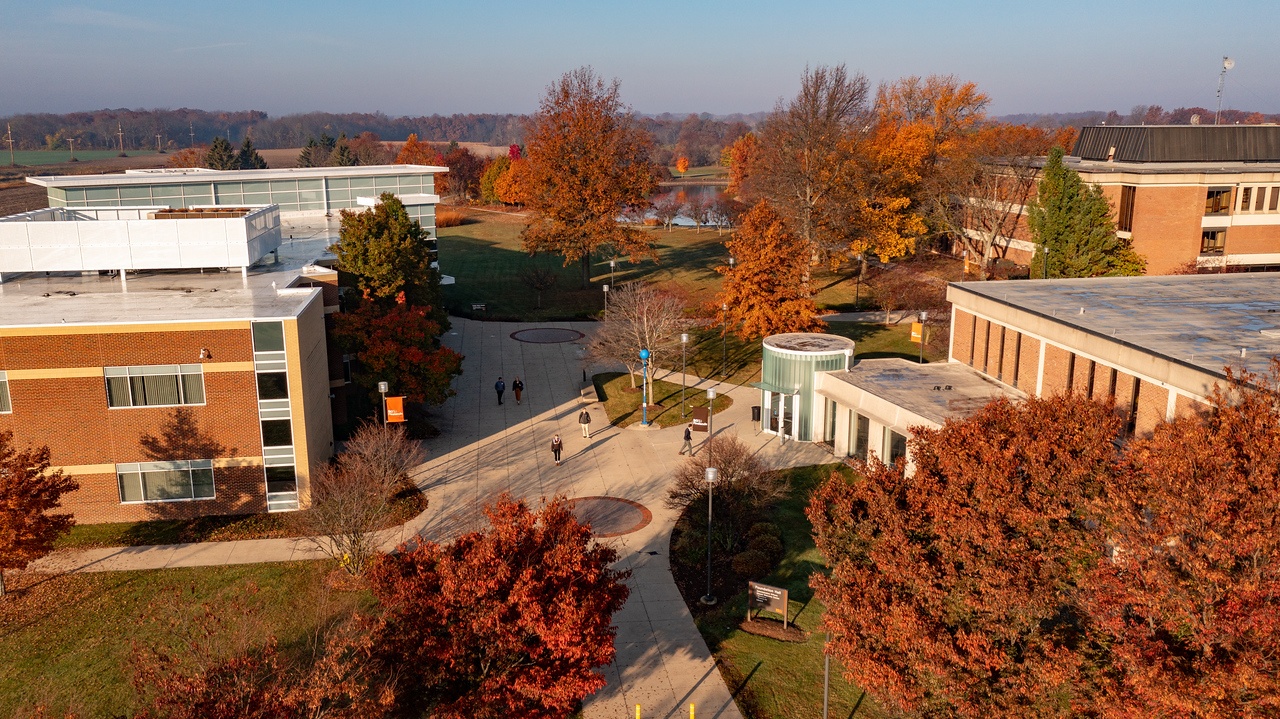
[0,569,6,598]
[580,253,591,289]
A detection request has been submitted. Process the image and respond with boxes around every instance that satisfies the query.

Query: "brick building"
[805,274,1280,467]
[0,207,346,524]
[970,125,1280,275]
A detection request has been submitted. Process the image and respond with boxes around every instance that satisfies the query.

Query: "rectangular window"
[1118,185,1136,232]
[1270,188,1279,212]
[824,400,837,443]
[884,429,908,465]
[0,370,10,413]
[853,414,870,461]
[1240,187,1252,212]
[1257,188,1268,212]
[1205,187,1232,215]
[265,465,298,494]
[261,419,293,447]
[105,365,205,408]
[256,372,289,400]
[252,322,286,352]
[117,460,215,503]
[1201,229,1227,255]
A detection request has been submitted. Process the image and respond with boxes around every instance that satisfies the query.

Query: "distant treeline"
[997,106,1280,128]
[0,108,763,162]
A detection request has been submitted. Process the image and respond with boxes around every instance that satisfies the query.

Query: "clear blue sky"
[3,0,1278,117]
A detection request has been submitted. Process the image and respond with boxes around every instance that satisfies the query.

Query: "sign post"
[747,581,790,628]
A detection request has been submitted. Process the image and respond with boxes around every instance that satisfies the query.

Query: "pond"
[643,184,729,227]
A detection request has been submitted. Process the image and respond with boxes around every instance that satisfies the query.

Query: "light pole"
[609,258,616,286]
[700,466,719,606]
[603,284,609,312]
[707,387,716,441]
[721,303,729,378]
[918,310,928,364]
[681,332,689,418]
[639,348,650,426]
[377,381,389,425]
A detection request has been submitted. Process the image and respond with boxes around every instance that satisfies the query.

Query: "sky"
[3,0,1279,118]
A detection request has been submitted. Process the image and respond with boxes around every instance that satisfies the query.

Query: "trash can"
[751,405,761,423]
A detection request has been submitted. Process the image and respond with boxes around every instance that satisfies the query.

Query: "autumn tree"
[1085,362,1280,718]
[394,133,444,165]
[716,201,824,339]
[746,65,869,264]
[651,193,683,232]
[588,281,687,396]
[666,434,784,551]
[478,155,510,204]
[722,132,756,197]
[165,146,206,169]
[518,266,557,309]
[365,494,630,719]
[441,146,485,201]
[332,296,463,409]
[204,136,238,170]
[347,131,391,165]
[675,155,690,176]
[521,67,659,288]
[1028,148,1145,278]
[840,121,930,269]
[809,395,1123,719]
[494,156,531,205]
[235,137,267,170]
[0,432,79,598]
[329,193,442,311]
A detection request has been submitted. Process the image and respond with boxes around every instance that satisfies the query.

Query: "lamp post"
[603,284,609,312]
[377,381,389,425]
[609,258,616,286]
[721,303,729,378]
[681,332,689,418]
[918,310,928,364]
[639,348,650,426]
[706,387,716,440]
[700,466,719,606]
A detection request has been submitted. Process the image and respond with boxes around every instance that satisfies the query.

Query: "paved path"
[32,317,835,719]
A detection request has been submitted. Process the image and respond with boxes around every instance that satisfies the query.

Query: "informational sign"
[385,396,406,423]
[747,581,790,628]
[910,322,923,343]
[690,406,710,432]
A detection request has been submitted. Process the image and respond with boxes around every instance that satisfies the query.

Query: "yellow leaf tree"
[675,156,690,177]
[717,201,825,339]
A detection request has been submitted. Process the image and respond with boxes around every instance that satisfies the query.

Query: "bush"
[747,533,783,566]
[731,549,773,579]
[747,522,780,541]
[435,209,466,227]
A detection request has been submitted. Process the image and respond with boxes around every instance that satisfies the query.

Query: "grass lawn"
[594,372,733,429]
[0,562,370,717]
[667,165,729,179]
[435,211,888,321]
[691,465,883,719]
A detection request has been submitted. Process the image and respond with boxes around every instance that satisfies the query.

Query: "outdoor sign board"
[910,322,924,343]
[690,406,710,432]
[385,396,406,423]
[747,581,789,628]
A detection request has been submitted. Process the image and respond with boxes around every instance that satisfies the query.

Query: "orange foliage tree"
[365,494,630,719]
[521,67,659,288]
[494,157,531,205]
[164,146,206,169]
[722,132,756,197]
[0,432,79,598]
[839,121,931,269]
[394,133,443,165]
[675,155,690,176]
[809,395,1122,718]
[716,201,824,339]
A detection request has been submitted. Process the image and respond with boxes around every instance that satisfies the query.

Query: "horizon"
[2,1,1278,118]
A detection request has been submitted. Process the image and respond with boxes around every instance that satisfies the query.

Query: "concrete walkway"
[32,317,835,719]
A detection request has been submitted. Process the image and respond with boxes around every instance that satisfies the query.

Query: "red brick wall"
[999,329,1020,384]
[1016,335,1040,394]
[1128,185,1212,274]
[66,465,266,524]
[984,322,1003,376]
[1133,380,1168,437]
[1072,356,1094,396]
[1224,224,1280,255]
[952,310,976,365]
[1041,344,1072,395]
[1174,393,1209,418]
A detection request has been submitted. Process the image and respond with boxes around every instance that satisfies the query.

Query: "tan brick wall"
[1041,344,1073,395]
[985,323,1004,377]
[1174,393,1210,418]
[1094,365,1118,402]
[953,310,976,365]
[1073,356,1094,396]
[1129,185,1213,274]
[1224,224,1280,255]
[1115,371,1138,421]
[1000,329,1020,384]
[1133,380,1169,437]
[1017,336,1040,394]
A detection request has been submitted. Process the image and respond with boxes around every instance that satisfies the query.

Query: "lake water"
[644,184,729,227]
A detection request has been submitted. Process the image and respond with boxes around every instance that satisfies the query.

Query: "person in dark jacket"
[551,434,563,465]
[494,377,505,405]
[679,423,694,455]
[512,377,524,405]
[578,409,592,438]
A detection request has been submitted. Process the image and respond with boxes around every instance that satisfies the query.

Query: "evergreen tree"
[297,137,321,167]
[329,193,443,316]
[236,136,267,169]
[204,136,238,170]
[1028,148,1145,278]
[331,134,357,167]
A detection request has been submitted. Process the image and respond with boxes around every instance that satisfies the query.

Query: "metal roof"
[25,164,448,189]
[1073,125,1280,163]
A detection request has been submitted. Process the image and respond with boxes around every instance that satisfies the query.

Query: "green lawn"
[693,465,883,719]
[0,562,370,717]
[594,372,733,429]
[667,165,729,179]
[435,212,880,321]
[3,150,162,166]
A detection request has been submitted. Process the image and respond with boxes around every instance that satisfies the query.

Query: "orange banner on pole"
[910,322,923,343]
[385,396,406,423]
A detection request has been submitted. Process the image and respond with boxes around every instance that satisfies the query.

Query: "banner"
[910,322,923,343]
[385,396,406,423]
[690,406,709,432]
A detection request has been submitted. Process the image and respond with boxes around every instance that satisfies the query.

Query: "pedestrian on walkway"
[494,377,505,405]
[512,377,524,405]
[679,423,694,455]
[578,409,592,438]
[551,434,563,465]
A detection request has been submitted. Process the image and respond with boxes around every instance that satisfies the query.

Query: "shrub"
[731,549,773,580]
[747,533,783,566]
[747,522,780,541]
[435,209,466,227]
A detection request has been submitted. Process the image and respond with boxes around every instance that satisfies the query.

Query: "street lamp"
[609,258,616,286]
[603,284,609,312]
[377,381,389,425]
[700,466,719,606]
[706,387,716,441]
[639,348,651,426]
[680,332,689,418]
[918,310,928,364]
[721,303,729,378]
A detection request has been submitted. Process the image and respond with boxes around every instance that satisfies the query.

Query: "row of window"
[844,409,907,465]
[1205,186,1280,216]
[114,460,300,504]
[0,362,294,413]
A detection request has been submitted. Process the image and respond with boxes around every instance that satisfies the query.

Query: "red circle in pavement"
[510,328,586,344]
[568,496,653,538]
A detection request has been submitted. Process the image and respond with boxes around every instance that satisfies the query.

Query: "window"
[1201,229,1227,255]
[1205,187,1232,215]
[265,465,297,494]
[256,372,289,400]
[252,321,285,352]
[1240,187,1252,212]
[117,460,215,502]
[261,419,293,447]
[1118,185,1136,232]
[852,413,870,461]
[1257,188,1267,212]
[823,400,837,443]
[105,365,205,408]
[1270,188,1279,212]
[885,429,908,465]
[0,371,10,413]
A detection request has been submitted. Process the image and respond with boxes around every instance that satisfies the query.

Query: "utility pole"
[117,122,126,157]
[156,134,163,153]
[67,137,77,162]
[4,123,14,166]
[1215,57,1235,125]
[189,122,195,148]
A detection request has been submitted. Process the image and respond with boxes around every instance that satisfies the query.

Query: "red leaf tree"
[1086,362,1280,718]
[365,494,630,718]
[808,396,1122,718]
[0,432,79,598]
[332,294,462,408]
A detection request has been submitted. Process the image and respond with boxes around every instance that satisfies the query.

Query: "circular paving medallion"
[569,496,652,538]
[510,327,586,344]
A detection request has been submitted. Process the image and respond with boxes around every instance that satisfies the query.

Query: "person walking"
[578,409,592,438]
[494,377,505,405]
[512,377,524,405]
[679,423,694,455]
[551,434,563,466]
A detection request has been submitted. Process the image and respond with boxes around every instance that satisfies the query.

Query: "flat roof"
[825,359,1024,426]
[950,274,1280,379]
[0,217,341,327]
[764,332,857,354]
[25,164,448,189]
